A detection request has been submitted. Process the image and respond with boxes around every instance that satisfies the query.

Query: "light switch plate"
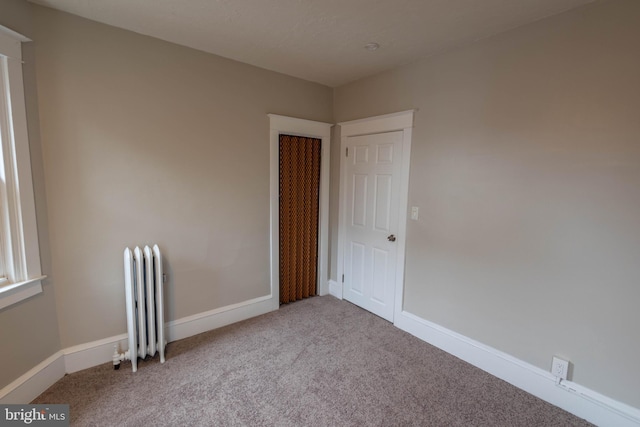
[411,206,419,220]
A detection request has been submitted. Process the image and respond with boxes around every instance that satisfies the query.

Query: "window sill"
[0,276,46,310]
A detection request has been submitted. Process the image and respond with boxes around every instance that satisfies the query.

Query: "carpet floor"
[33,296,592,426]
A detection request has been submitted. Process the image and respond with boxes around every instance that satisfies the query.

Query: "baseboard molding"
[0,352,65,404]
[63,333,128,374]
[165,294,275,342]
[394,310,640,427]
[0,294,277,403]
[328,280,342,299]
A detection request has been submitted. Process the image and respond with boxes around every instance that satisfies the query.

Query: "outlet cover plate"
[552,356,569,380]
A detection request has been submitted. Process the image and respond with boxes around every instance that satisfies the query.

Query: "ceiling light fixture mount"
[364,42,380,51]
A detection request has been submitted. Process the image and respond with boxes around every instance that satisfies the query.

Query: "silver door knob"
[387,234,396,242]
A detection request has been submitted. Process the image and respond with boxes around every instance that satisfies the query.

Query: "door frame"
[337,110,414,320]
[268,114,333,311]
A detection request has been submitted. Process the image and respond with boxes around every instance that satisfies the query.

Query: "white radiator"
[113,245,166,372]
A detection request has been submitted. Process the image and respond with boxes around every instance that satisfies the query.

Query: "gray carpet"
[33,296,592,426]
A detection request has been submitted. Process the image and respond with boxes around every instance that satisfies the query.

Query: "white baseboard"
[328,280,342,299]
[394,310,640,427]
[0,352,65,404]
[0,294,277,403]
[63,333,128,374]
[166,294,275,342]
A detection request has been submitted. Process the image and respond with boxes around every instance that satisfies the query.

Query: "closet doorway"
[279,134,321,303]
[268,115,332,309]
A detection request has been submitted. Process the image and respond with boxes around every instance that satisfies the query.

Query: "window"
[0,25,45,310]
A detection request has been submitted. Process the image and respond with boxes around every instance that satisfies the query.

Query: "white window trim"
[0,25,45,310]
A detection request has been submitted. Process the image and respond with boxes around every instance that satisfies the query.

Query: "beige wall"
[32,5,332,348]
[0,0,61,389]
[334,0,640,408]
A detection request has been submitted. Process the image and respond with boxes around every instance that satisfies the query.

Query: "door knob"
[387,234,396,242]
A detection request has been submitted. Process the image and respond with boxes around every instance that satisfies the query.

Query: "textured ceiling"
[29,0,595,87]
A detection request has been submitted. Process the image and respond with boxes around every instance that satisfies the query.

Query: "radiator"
[113,245,166,372]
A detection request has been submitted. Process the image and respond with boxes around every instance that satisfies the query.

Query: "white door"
[343,131,403,322]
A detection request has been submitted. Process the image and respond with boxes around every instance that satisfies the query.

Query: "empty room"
[0,0,638,425]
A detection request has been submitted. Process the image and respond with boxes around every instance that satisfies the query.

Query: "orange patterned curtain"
[279,134,321,304]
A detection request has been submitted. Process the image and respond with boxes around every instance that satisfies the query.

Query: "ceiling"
[29,0,595,87]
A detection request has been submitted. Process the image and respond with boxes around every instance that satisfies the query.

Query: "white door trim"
[337,110,415,320]
[268,114,333,310]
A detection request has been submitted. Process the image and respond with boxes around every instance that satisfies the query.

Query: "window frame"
[0,25,45,310]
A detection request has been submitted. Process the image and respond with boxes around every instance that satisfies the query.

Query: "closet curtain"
[279,134,321,304]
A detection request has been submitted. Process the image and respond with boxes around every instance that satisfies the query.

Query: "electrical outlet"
[551,356,569,380]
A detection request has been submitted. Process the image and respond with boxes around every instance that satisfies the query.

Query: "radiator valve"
[113,344,126,370]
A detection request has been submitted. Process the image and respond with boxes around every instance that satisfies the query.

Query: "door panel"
[352,174,368,227]
[350,242,365,295]
[343,131,403,321]
[371,248,388,303]
[374,174,392,231]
